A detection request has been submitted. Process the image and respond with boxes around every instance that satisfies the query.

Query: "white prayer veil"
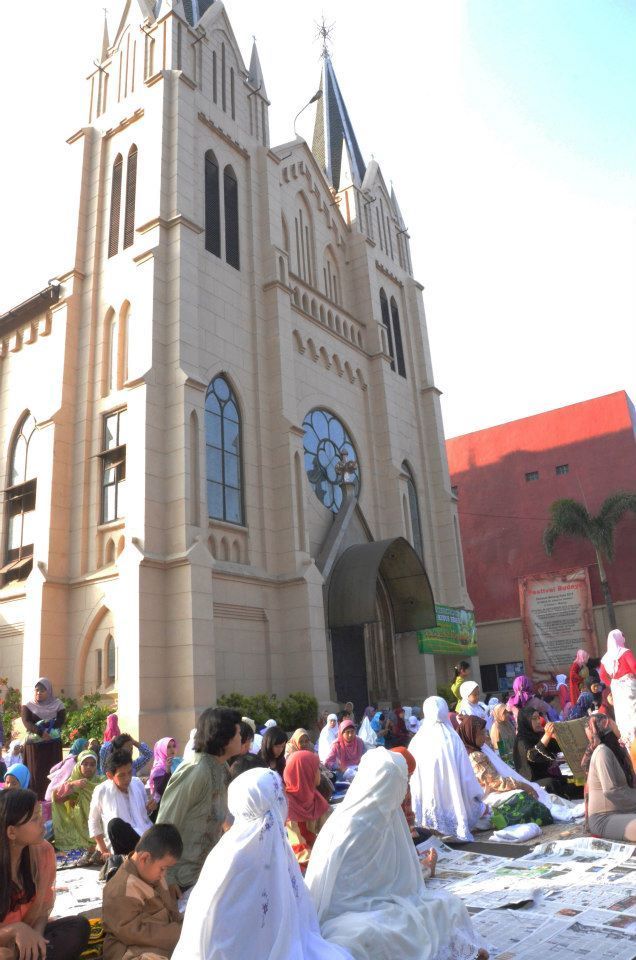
[172,767,352,960]
[318,715,339,762]
[409,696,486,841]
[305,748,480,960]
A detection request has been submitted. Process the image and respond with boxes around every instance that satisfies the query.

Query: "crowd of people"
[0,627,635,959]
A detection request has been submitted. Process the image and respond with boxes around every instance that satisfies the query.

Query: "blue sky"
[1,1,634,437]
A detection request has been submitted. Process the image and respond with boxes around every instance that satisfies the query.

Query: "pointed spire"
[100,10,110,62]
[248,39,267,99]
[311,53,366,192]
[391,185,406,230]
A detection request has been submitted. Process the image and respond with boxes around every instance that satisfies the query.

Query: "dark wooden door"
[330,624,369,711]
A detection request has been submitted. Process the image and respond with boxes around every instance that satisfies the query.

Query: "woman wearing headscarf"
[318,715,338,763]
[569,691,596,720]
[599,629,636,746]
[385,704,409,748]
[324,720,365,774]
[409,697,487,841]
[284,728,312,759]
[103,714,120,743]
[305,749,486,960]
[148,737,177,804]
[507,676,551,727]
[569,649,590,707]
[283,750,330,873]
[51,750,103,859]
[172,768,353,960]
[583,713,636,841]
[20,679,66,800]
[2,764,31,789]
[555,674,570,714]
[457,717,553,828]
[456,681,492,731]
[513,706,577,799]
[489,703,516,767]
[44,738,89,803]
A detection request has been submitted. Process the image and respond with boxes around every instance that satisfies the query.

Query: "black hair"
[105,748,134,776]
[194,708,242,756]
[239,721,254,745]
[111,733,133,751]
[0,789,38,921]
[453,661,471,678]
[229,753,263,780]
[337,710,350,722]
[259,726,287,776]
[135,823,183,860]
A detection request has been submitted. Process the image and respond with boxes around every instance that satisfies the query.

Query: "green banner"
[417,605,478,656]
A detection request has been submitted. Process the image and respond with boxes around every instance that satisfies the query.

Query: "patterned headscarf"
[569,692,595,720]
[507,675,534,710]
[581,714,633,787]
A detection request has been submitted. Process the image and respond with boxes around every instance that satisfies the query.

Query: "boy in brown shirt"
[102,824,184,960]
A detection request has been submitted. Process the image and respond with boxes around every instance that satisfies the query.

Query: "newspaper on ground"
[52,867,104,917]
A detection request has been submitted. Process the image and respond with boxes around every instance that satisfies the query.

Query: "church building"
[0,0,472,742]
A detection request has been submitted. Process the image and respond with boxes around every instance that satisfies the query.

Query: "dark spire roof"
[157,0,215,27]
[312,54,366,191]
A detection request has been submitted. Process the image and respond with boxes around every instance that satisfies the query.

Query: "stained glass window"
[205,375,243,524]
[302,409,359,513]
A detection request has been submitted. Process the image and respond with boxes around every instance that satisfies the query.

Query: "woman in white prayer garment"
[409,696,487,841]
[171,767,353,960]
[305,748,487,960]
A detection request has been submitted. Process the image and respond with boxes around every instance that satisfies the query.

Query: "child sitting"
[102,823,184,960]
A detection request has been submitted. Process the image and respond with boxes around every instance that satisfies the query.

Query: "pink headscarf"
[574,649,590,668]
[507,675,533,709]
[283,750,329,823]
[148,737,176,799]
[103,714,121,743]
[601,630,627,677]
[334,719,364,768]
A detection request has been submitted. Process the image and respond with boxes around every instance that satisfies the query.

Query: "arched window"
[230,67,235,119]
[204,150,221,257]
[205,375,243,524]
[302,409,359,514]
[108,312,119,393]
[281,215,289,253]
[224,166,240,270]
[108,153,123,258]
[403,462,424,560]
[123,144,137,249]
[294,194,315,285]
[106,634,116,684]
[390,296,406,378]
[379,289,394,370]
[3,413,38,583]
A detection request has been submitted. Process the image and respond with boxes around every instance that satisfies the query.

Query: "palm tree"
[543,492,636,629]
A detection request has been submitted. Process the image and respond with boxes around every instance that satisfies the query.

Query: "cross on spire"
[315,16,335,59]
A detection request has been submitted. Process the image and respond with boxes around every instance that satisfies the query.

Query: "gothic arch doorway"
[327,537,436,706]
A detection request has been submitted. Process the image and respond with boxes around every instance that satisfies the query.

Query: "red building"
[446,392,636,693]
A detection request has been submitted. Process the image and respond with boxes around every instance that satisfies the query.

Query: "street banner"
[417,605,477,656]
[519,568,597,677]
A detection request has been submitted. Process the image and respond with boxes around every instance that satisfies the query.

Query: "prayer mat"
[79,918,105,959]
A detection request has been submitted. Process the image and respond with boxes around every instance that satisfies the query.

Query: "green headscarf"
[51,751,103,852]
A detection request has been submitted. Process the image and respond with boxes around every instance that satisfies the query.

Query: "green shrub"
[61,693,113,746]
[437,684,455,710]
[1,684,22,743]
[217,691,319,733]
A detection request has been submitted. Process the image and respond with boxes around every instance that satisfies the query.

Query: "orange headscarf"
[390,746,416,777]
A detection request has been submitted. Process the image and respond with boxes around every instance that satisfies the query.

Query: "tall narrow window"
[379,289,394,370]
[403,462,424,560]
[3,414,38,583]
[123,145,137,249]
[108,154,123,258]
[212,49,217,103]
[106,635,116,684]
[390,296,406,378]
[100,409,127,523]
[204,150,221,257]
[221,42,226,112]
[205,375,243,524]
[230,67,235,119]
[224,166,240,270]
[108,313,119,393]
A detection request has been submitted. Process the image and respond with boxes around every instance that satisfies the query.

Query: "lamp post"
[293,89,323,138]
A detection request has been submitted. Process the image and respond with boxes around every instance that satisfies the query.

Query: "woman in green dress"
[51,751,103,860]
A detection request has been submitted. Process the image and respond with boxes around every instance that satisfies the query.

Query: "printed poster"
[519,568,597,677]
[417,605,477,656]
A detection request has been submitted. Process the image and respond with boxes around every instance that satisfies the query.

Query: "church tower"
[0,1,472,743]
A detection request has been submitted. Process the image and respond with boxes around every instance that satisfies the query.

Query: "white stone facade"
[0,0,472,745]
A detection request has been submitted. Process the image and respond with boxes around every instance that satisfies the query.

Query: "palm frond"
[596,491,636,528]
[543,499,592,556]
